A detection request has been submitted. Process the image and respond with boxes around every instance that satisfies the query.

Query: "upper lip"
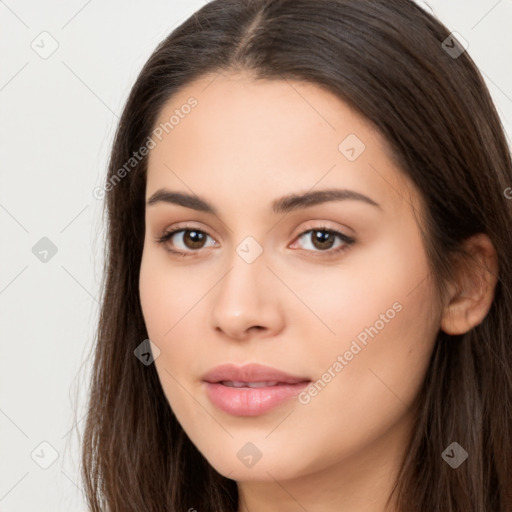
[202,363,311,384]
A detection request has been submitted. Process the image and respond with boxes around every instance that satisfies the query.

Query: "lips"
[202,363,311,416]
[222,380,281,388]
[202,363,310,385]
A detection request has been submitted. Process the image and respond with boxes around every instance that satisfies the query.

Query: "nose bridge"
[210,235,281,338]
[217,237,267,313]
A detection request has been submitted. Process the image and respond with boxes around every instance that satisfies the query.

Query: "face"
[139,71,442,486]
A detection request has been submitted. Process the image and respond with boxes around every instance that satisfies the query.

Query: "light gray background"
[1,1,511,510]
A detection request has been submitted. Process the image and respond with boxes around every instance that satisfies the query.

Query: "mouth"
[220,380,295,388]
[202,363,311,416]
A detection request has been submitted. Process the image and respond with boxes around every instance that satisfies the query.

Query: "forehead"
[145,71,421,219]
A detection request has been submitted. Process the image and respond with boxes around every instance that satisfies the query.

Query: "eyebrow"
[146,188,382,214]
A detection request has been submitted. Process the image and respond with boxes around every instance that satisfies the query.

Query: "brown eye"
[156,228,217,255]
[310,230,336,250]
[294,228,355,256]
[181,230,207,249]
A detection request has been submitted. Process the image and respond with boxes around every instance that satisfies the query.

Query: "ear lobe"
[440,233,499,335]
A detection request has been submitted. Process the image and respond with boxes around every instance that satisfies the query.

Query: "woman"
[81,1,512,510]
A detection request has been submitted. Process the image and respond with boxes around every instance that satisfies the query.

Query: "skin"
[138,71,498,512]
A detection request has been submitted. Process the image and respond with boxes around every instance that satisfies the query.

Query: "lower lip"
[203,381,310,416]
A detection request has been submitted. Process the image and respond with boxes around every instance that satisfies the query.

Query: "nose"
[210,244,285,341]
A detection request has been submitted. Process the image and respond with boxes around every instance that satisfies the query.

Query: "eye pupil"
[184,230,205,249]
[312,230,334,249]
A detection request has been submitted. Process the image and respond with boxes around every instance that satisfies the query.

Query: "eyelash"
[155,225,355,259]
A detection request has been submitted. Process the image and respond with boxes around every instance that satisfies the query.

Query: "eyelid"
[155,221,355,257]
[290,220,354,240]
[157,221,219,243]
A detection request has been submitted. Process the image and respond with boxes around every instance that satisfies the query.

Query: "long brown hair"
[81,1,512,510]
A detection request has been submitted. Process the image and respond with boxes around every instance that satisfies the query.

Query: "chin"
[200,443,309,483]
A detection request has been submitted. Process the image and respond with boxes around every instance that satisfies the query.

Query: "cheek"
[287,223,436,359]
[139,245,209,411]
[291,224,439,417]
[139,244,206,339]
[139,250,187,387]
[139,257,170,342]
[303,233,437,421]
[296,288,437,466]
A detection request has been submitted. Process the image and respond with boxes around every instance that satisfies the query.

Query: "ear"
[440,233,499,335]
